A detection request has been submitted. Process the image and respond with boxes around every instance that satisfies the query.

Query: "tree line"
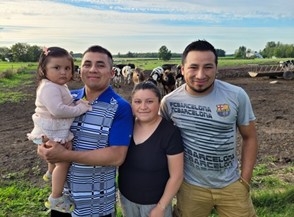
[0,41,293,62]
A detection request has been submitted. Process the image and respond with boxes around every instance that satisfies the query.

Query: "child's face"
[45,56,73,85]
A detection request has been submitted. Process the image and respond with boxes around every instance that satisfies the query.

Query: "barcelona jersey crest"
[216,104,230,117]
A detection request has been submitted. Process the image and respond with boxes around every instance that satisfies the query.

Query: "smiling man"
[38,45,134,217]
[160,40,258,217]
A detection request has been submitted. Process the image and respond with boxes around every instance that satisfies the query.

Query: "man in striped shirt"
[38,45,133,217]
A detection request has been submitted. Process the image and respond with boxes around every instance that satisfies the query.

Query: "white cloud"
[0,0,293,54]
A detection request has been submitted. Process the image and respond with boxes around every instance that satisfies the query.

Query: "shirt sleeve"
[108,100,134,146]
[237,88,256,126]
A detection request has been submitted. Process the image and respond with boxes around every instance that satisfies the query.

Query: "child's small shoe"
[42,171,52,182]
[45,194,75,213]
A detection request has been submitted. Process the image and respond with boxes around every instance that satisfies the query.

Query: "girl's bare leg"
[51,162,70,198]
[48,162,55,174]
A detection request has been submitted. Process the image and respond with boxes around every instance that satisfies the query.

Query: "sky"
[1,0,294,55]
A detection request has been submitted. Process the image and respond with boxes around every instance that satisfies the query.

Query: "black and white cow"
[148,66,164,85]
[279,60,294,70]
[114,63,136,70]
[112,67,123,88]
[121,65,133,85]
[279,60,294,79]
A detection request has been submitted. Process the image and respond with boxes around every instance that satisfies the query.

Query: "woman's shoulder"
[159,117,179,131]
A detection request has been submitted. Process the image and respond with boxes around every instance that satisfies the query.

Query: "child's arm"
[39,83,91,118]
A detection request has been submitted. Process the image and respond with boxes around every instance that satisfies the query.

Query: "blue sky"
[1,0,293,55]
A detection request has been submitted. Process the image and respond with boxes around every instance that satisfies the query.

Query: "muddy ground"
[0,66,293,185]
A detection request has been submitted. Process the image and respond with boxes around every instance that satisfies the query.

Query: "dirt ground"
[0,66,293,185]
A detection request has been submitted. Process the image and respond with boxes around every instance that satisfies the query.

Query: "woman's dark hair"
[131,81,162,102]
[182,40,218,66]
[37,47,74,83]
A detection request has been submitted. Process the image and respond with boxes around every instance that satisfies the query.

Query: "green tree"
[234,46,247,58]
[216,49,226,57]
[0,47,10,61]
[126,51,134,58]
[158,45,172,61]
[10,43,30,62]
[261,41,277,58]
[27,45,42,62]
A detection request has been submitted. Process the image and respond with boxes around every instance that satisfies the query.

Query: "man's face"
[181,50,217,96]
[80,52,114,91]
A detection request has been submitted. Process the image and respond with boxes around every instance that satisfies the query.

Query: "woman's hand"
[149,204,165,217]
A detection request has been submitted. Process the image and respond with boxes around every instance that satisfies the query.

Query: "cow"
[162,63,178,71]
[114,64,127,70]
[114,63,136,70]
[73,65,81,81]
[121,65,133,85]
[112,67,123,88]
[148,66,164,85]
[279,60,294,71]
[175,73,185,88]
[175,64,185,88]
[146,66,166,95]
[132,67,145,86]
[279,60,294,79]
[162,69,176,95]
[74,65,80,73]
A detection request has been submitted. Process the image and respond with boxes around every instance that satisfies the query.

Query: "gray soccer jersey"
[160,80,256,188]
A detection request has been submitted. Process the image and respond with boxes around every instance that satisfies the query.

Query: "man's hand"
[37,140,68,164]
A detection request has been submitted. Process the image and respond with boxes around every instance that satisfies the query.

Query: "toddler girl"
[27,46,92,213]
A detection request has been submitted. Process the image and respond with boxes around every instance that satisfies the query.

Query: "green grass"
[218,57,285,68]
[0,72,34,103]
[0,62,37,72]
[0,62,37,104]
[0,160,293,216]
[0,181,51,217]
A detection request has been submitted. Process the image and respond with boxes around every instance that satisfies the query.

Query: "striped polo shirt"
[67,86,133,217]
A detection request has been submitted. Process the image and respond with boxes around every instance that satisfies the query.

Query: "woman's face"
[131,89,160,123]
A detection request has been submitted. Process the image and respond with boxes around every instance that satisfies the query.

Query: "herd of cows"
[109,63,185,95]
[73,63,185,95]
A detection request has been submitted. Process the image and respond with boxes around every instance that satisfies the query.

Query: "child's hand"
[76,99,92,111]
[76,99,90,105]
[42,135,49,143]
[64,141,72,150]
